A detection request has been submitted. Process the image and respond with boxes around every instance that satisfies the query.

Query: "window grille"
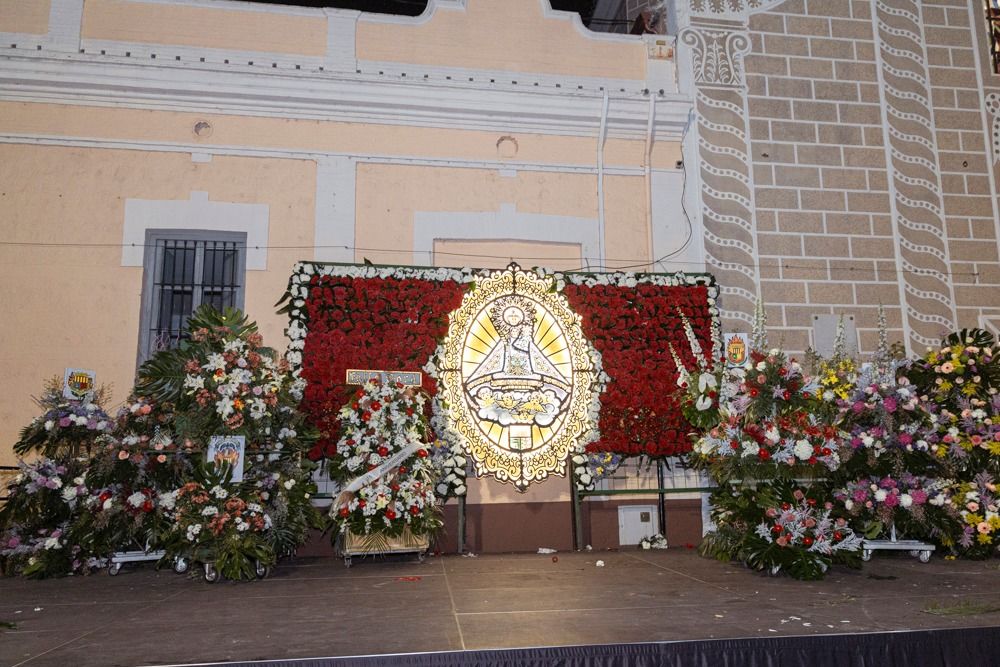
[139,233,245,361]
[987,1,1000,74]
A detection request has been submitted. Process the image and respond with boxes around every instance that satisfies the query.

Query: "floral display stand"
[861,524,935,563]
[339,527,429,568]
[109,548,188,576]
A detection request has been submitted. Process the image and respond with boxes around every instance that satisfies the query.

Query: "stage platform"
[1,550,998,667]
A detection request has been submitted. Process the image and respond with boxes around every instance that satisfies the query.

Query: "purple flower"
[852,401,866,413]
[883,493,899,508]
[910,489,928,505]
[852,489,868,503]
[58,417,71,428]
[883,397,897,413]
[898,432,913,446]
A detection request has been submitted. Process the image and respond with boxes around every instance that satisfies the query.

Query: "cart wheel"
[861,549,872,562]
[255,560,270,579]
[908,550,919,558]
[203,563,219,583]
[173,558,189,574]
[418,551,425,564]
[918,550,931,563]
[108,562,122,576]
[343,556,352,568]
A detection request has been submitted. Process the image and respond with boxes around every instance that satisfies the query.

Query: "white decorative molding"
[987,93,1000,164]
[314,156,356,264]
[0,55,691,141]
[46,0,84,53]
[871,0,956,351]
[121,0,324,17]
[412,203,600,268]
[0,132,654,177]
[682,0,788,21]
[651,169,704,273]
[122,191,269,269]
[679,28,751,88]
[324,9,359,73]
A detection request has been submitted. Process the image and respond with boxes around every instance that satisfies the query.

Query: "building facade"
[1,0,999,550]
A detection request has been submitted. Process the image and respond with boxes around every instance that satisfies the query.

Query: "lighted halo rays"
[439,264,600,491]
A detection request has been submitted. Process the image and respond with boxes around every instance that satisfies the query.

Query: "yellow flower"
[966,513,984,526]
[939,380,953,392]
[978,533,992,545]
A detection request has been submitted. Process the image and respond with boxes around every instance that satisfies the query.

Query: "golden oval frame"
[438,264,599,491]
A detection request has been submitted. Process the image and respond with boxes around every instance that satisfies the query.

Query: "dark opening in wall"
[243,1,598,25]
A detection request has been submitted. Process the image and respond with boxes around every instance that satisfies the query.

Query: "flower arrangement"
[13,379,113,458]
[639,533,668,550]
[747,487,863,580]
[162,470,274,581]
[834,369,933,476]
[691,350,835,481]
[833,474,957,542]
[328,381,442,538]
[950,473,1000,559]
[701,481,862,580]
[0,458,98,578]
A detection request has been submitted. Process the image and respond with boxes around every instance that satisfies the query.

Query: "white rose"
[283,479,295,490]
[793,439,813,461]
[899,494,913,508]
[756,362,767,371]
[874,489,888,502]
[44,420,55,431]
[844,499,854,511]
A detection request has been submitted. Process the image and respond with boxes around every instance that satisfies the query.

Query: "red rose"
[416,449,428,458]
[385,509,397,520]
[338,507,350,517]
[410,506,420,515]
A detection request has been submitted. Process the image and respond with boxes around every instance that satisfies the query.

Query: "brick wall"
[678,0,1000,355]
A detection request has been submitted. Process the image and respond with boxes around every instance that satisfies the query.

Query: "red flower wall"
[297,273,715,461]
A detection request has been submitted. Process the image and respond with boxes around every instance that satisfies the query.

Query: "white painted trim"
[0,132,653,176]
[651,168,704,273]
[354,59,650,95]
[324,9,359,73]
[314,156,356,264]
[122,191,269,270]
[120,0,325,17]
[46,0,83,53]
[0,33,47,47]
[79,38,326,69]
[965,0,1000,284]
[413,203,600,268]
[0,55,691,141]
[868,0,915,353]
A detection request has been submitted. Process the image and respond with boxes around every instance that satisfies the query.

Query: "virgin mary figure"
[465,296,570,428]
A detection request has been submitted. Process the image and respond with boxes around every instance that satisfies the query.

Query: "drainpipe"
[643,94,656,271]
[597,91,609,272]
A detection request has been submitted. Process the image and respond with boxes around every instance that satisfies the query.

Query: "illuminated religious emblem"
[438,264,600,491]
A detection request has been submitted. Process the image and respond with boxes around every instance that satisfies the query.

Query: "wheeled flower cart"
[339,527,429,568]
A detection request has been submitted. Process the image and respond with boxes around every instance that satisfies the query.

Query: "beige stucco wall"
[0,0,50,35]
[358,0,647,80]
[0,144,315,465]
[81,0,327,56]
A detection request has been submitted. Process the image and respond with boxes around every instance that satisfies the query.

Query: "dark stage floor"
[1,549,999,666]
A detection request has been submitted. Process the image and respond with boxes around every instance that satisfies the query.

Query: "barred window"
[139,231,246,361]
[987,1,1000,73]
